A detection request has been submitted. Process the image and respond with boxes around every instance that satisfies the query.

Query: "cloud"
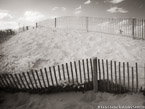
[24,11,44,21]
[61,7,66,11]
[50,16,58,19]
[75,5,82,10]
[52,7,66,11]
[75,5,82,15]
[109,0,124,4]
[19,11,45,23]
[0,9,9,13]
[52,7,59,11]
[74,10,82,15]
[107,7,128,13]
[0,12,13,20]
[84,0,91,4]
[0,21,19,30]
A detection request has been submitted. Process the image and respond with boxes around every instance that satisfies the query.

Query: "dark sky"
[0,0,145,29]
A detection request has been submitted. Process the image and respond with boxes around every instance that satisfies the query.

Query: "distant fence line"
[0,26,35,43]
[0,29,15,43]
[38,16,145,40]
[0,57,144,94]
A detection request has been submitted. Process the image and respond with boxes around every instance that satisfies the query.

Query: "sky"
[0,0,145,29]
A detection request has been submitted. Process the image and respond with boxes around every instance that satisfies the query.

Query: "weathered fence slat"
[127,62,130,91]
[86,59,90,82]
[5,74,14,88]
[27,72,35,90]
[53,66,58,85]
[93,58,98,92]
[90,58,93,81]
[44,68,50,87]
[31,70,39,89]
[58,65,61,80]
[18,73,27,89]
[66,63,70,83]
[62,64,66,80]
[14,74,23,89]
[98,59,101,80]
[82,59,86,82]
[136,63,138,92]
[78,60,82,83]
[0,76,5,88]
[35,70,43,88]
[74,61,78,83]
[49,67,54,86]
[132,67,134,92]
[110,61,113,92]
[123,62,126,92]
[114,61,117,91]
[106,60,109,91]
[22,72,31,89]
[0,75,7,88]
[3,74,10,88]
[70,62,74,84]
[10,74,19,89]
[102,59,105,92]
[119,62,121,93]
[40,69,46,88]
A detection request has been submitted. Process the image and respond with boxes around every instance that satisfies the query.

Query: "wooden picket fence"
[0,57,142,94]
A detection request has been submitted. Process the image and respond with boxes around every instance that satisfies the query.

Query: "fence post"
[143,20,145,40]
[86,17,89,32]
[36,22,38,28]
[135,63,138,93]
[93,57,98,92]
[26,26,29,30]
[55,18,57,28]
[132,18,136,39]
[142,19,144,40]
[127,62,130,91]
[144,64,145,91]
[132,67,134,92]
[23,27,25,31]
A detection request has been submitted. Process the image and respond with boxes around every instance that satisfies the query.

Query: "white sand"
[0,91,145,109]
[0,27,145,74]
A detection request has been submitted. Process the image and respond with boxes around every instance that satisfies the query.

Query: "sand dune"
[0,27,145,74]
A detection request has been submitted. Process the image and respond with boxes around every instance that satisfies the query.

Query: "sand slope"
[0,27,145,74]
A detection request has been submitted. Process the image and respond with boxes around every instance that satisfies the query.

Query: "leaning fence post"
[55,18,57,28]
[86,17,89,32]
[93,57,98,92]
[132,17,136,39]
